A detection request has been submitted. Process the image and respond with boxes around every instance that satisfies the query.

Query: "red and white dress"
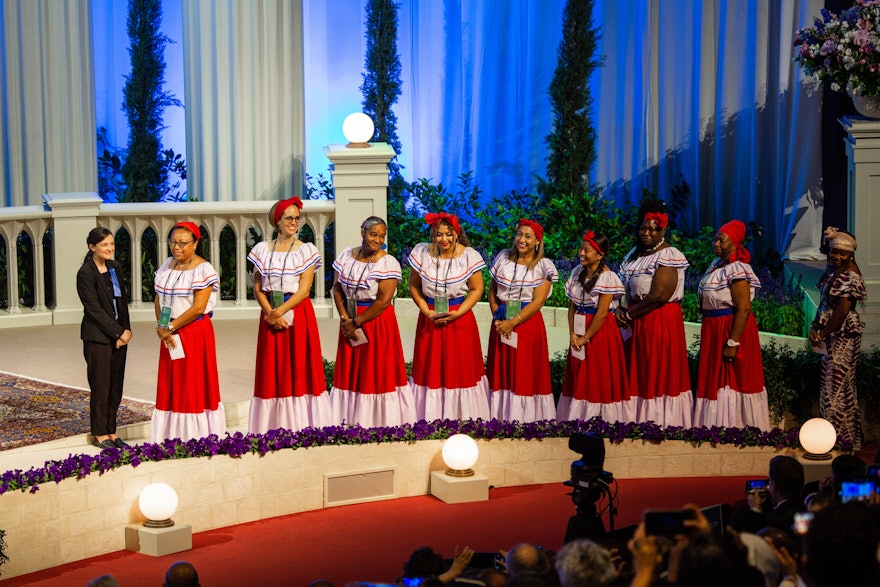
[557,269,636,423]
[409,242,489,422]
[694,260,769,430]
[618,246,693,428]
[487,254,558,422]
[247,241,331,434]
[151,259,226,442]
[330,247,416,427]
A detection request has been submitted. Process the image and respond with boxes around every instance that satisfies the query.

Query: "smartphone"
[643,509,694,537]
[745,479,769,493]
[867,464,880,479]
[468,552,504,569]
[792,511,814,536]
[840,479,874,503]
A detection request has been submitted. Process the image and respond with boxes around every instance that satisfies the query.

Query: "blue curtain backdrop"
[87,0,822,255]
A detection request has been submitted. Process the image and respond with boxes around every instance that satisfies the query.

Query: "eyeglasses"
[168,239,194,248]
[280,215,301,224]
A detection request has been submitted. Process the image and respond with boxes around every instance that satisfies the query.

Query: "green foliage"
[141,228,158,302]
[751,298,806,338]
[542,0,604,199]
[16,232,33,307]
[360,0,403,178]
[761,341,821,423]
[0,528,7,576]
[121,0,182,202]
[218,226,237,300]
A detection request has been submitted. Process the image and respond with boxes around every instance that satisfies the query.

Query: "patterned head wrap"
[823,226,857,252]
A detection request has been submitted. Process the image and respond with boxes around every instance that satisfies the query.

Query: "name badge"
[271,290,284,309]
[434,295,449,314]
[505,299,521,320]
[346,298,357,319]
[158,305,172,328]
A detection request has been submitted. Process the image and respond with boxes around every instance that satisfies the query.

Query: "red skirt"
[627,303,691,401]
[156,316,222,413]
[557,312,635,421]
[332,304,409,395]
[253,298,327,399]
[487,311,552,397]
[697,312,765,400]
[412,306,486,390]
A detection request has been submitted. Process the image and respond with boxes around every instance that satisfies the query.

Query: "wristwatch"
[726,338,740,347]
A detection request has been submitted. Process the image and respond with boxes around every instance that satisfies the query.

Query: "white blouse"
[248,241,322,293]
[618,246,689,302]
[333,246,402,302]
[698,259,761,310]
[153,258,220,318]
[490,253,558,303]
[408,243,486,299]
[565,268,625,310]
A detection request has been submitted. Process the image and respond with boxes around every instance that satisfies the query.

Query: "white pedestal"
[430,471,489,504]
[124,523,192,557]
[796,453,835,484]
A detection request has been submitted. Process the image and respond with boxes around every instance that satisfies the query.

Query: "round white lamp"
[799,417,837,460]
[139,482,179,528]
[342,112,375,148]
[442,434,479,477]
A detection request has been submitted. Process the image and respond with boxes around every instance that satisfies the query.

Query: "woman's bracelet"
[515,314,523,324]
[351,317,359,329]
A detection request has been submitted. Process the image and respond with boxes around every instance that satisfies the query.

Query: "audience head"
[805,503,878,587]
[164,561,200,587]
[86,575,120,587]
[831,453,866,483]
[768,455,805,503]
[736,532,781,587]
[506,543,550,577]
[674,533,763,587]
[505,571,560,587]
[554,539,616,587]
[306,581,337,587]
[403,546,447,578]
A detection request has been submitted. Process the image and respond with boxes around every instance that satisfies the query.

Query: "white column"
[323,143,396,254]
[42,193,102,324]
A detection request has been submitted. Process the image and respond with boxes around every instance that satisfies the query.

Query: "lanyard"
[434,253,454,296]
[346,248,377,300]
[161,257,193,308]
[270,238,297,292]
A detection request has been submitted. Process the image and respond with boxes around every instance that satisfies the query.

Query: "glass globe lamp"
[139,482,179,528]
[441,434,479,477]
[342,112,375,148]
[799,418,836,460]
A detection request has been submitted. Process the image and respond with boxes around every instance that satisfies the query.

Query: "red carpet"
[3,476,753,586]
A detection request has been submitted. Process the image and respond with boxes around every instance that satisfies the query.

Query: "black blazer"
[76,257,131,344]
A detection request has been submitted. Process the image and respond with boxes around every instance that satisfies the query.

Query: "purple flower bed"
[0,418,842,495]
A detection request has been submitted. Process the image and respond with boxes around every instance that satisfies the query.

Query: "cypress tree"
[360,0,403,179]
[121,0,181,202]
[543,0,603,199]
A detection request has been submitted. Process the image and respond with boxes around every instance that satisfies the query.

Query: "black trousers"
[83,340,128,436]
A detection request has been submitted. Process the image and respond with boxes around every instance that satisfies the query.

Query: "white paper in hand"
[500,331,518,349]
[168,334,185,360]
[347,328,369,347]
[571,344,585,360]
[811,340,827,355]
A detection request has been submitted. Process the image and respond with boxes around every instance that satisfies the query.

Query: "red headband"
[425,212,461,235]
[172,221,201,241]
[274,197,304,225]
[719,219,750,263]
[581,230,602,254]
[517,218,544,241]
[643,212,668,229]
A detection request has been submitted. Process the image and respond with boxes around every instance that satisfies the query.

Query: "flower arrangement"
[0,418,847,495]
[794,0,880,96]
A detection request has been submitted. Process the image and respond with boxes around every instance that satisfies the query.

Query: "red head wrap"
[172,221,201,241]
[581,230,602,255]
[425,212,461,235]
[719,219,750,263]
[642,212,668,229]
[273,197,304,225]
[517,218,544,241]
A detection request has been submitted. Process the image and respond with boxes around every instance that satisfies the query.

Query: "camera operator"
[732,456,805,537]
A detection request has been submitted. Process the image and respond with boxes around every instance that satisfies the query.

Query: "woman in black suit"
[76,227,132,449]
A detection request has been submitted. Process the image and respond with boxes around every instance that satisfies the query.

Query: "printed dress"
[409,243,490,422]
[151,259,226,442]
[557,269,636,423]
[487,254,558,422]
[247,241,331,433]
[694,260,770,430]
[816,268,866,449]
[618,246,693,428]
[330,247,416,427]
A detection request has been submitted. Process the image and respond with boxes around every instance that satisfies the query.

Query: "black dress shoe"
[92,438,116,450]
[112,438,130,448]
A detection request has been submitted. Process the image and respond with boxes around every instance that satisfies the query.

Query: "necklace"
[644,238,665,254]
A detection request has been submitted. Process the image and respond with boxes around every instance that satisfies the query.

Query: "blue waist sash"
[426,295,466,308]
[493,300,530,321]
[702,308,735,318]
[575,305,598,315]
[356,300,373,307]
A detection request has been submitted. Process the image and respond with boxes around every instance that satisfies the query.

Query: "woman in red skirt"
[409,212,489,422]
[557,231,635,423]
[487,219,558,422]
[248,197,331,434]
[695,220,769,429]
[616,200,693,428]
[330,216,415,427]
[152,222,226,442]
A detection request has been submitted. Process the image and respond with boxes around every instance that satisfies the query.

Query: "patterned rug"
[0,371,154,451]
